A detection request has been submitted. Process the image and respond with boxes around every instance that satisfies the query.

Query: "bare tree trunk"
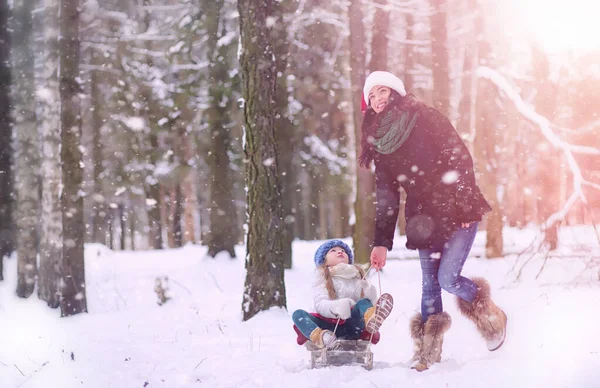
[369,0,389,71]
[430,0,450,117]
[532,45,560,250]
[108,210,114,250]
[473,1,502,258]
[38,0,62,307]
[129,202,136,250]
[0,0,12,279]
[164,185,175,248]
[12,0,39,298]
[204,0,239,258]
[272,1,295,268]
[90,53,107,244]
[398,9,414,237]
[238,0,286,321]
[349,0,373,264]
[60,0,87,316]
[456,0,477,138]
[142,0,162,250]
[119,204,126,250]
[402,11,414,92]
[181,136,197,245]
[173,184,182,248]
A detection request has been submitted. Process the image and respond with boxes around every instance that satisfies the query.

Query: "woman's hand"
[370,246,388,271]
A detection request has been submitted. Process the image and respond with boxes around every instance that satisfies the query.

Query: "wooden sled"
[293,316,380,370]
[306,339,374,370]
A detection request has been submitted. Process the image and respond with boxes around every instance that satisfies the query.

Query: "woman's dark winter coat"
[366,95,492,250]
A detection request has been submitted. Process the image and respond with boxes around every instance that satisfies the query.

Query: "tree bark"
[12,0,39,298]
[429,0,450,117]
[204,0,238,258]
[143,0,162,250]
[173,184,182,248]
[272,1,295,268]
[238,0,287,321]
[181,135,197,245]
[402,11,414,92]
[60,0,87,316]
[0,0,12,280]
[38,0,62,307]
[456,0,477,139]
[473,1,502,258]
[349,0,373,264]
[90,51,107,244]
[368,0,389,72]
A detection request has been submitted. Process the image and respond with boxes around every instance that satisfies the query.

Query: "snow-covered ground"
[1,226,600,388]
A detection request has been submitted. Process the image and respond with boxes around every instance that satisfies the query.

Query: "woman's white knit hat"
[363,71,407,105]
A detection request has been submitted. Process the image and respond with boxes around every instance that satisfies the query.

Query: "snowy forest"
[1,0,600,386]
[0,0,599,332]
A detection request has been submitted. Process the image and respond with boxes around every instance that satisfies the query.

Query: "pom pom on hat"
[363,71,407,106]
[314,240,354,266]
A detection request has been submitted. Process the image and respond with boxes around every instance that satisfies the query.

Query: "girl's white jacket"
[313,263,379,319]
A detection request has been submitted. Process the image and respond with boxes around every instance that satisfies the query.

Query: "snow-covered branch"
[477,66,600,228]
[300,135,348,175]
[79,64,121,77]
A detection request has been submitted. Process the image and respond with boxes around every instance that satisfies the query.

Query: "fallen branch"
[16,362,50,388]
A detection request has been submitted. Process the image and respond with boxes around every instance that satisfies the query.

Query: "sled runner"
[305,339,374,370]
[293,314,380,370]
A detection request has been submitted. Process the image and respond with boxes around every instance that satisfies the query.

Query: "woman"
[360,71,507,371]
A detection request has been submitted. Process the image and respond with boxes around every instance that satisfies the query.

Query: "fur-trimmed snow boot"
[457,277,507,351]
[409,313,425,367]
[410,311,452,372]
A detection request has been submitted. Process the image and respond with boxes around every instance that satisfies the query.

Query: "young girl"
[292,240,394,349]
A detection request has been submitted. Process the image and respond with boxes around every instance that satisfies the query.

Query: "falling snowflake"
[442,170,459,184]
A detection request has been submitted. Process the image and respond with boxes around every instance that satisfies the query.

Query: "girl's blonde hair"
[318,264,365,300]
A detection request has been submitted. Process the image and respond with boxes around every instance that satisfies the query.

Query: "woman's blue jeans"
[418,222,479,322]
[292,298,373,341]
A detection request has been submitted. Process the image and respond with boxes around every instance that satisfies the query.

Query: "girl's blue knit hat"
[314,239,354,266]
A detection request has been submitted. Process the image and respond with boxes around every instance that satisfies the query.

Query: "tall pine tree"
[238,0,287,321]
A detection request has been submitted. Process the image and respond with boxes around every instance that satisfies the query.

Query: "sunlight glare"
[514,0,600,52]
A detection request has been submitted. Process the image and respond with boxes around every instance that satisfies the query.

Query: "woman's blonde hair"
[317,264,366,300]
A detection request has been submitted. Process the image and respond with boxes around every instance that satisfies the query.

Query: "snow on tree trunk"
[430,0,450,117]
[60,0,87,316]
[0,0,12,279]
[12,0,40,298]
[38,0,62,308]
[349,0,374,265]
[205,0,239,258]
[238,0,287,321]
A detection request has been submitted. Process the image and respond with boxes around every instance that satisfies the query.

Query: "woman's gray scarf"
[370,108,421,155]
